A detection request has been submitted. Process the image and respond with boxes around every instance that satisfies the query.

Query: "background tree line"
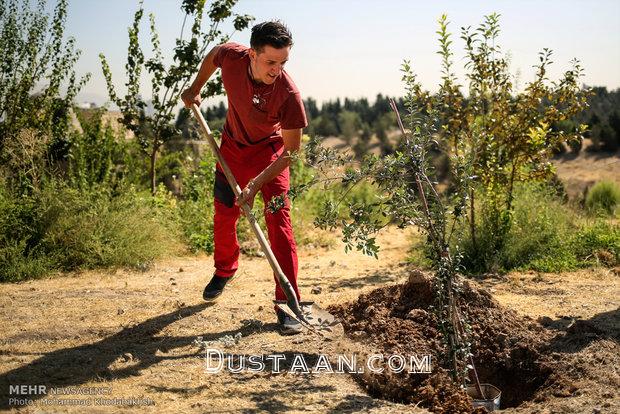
[569,86,620,152]
[183,94,404,157]
[190,86,620,158]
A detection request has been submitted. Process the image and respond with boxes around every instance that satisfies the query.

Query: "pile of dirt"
[329,269,567,413]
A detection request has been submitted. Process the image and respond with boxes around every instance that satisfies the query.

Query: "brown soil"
[1,226,618,413]
[329,271,578,413]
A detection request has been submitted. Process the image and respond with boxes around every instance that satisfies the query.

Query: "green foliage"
[177,151,217,252]
[458,184,577,273]
[585,180,620,216]
[450,184,619,273]
[0,0,89,192]
[68,109,125,190]
[100,0,253,194]
[0,181,182,282]
[572,221,619,267]
[431,13,589,272]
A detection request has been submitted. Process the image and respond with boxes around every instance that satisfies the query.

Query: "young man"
[181,21,307,335]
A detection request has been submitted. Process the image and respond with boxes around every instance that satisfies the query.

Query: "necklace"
[248,64,276,108]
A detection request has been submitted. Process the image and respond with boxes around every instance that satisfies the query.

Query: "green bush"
[0,185,56,280]
[500,185,578,272]
[0,182,183,282]
[572,221,619,266]
[68,109,125,190]
[450,183,620,273]
[585,180,620,216]
[177,151,217,253]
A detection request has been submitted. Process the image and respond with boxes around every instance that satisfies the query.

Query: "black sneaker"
[276,308,303,335]
[202,274,233,301]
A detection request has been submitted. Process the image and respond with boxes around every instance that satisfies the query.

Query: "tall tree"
[434,13,588,266]
[100,0,253,194]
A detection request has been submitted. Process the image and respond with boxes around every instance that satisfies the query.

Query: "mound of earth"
[329,269,617,413]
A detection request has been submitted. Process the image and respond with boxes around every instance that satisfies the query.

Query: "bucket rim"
[466,383,502,401]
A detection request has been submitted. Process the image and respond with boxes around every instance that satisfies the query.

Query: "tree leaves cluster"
[435,13,589,270]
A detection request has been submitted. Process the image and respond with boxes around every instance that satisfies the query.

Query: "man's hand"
[181,88,201,108]
[236,180,258,209]
[240,129,302,210]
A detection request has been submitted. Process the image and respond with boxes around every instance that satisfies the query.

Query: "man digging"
[181,21,307,335]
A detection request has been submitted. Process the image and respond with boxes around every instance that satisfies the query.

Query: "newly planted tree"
[300,73,476,386]
[100,0,253,194]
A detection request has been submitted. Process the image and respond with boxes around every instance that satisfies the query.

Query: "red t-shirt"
[213,42,308,146]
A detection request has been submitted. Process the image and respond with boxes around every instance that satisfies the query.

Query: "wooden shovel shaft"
[190,104,300,309]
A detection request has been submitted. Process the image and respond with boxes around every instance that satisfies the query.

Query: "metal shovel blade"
[275,301,344,338]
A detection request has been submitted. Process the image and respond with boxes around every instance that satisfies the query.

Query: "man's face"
[249,45,290,84]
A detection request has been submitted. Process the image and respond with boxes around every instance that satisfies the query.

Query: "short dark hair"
[250,21,293,52]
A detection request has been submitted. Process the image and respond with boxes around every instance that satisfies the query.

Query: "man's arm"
[181,45,221,108]
[236,128,302,209]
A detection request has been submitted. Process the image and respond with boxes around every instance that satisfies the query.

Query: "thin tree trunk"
[150,147,158,195]
[506,158,517,213]
[469,189,477,251]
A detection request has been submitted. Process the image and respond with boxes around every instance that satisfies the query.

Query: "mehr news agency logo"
[7,385,154,407]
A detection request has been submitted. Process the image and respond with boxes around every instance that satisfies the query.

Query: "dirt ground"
[1,222,618,413]
[330,265,620,414]
[552,147,620,200]
[0,227,422,413]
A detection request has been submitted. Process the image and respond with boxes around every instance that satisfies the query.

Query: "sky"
[64,0,620,107]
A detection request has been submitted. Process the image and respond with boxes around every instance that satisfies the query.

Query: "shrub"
[501,185,578,272]
[455,184,579,273]
[0,185,55,280]
[0,181,183,282]
[585,180,620,216]
[42,184,183,271]
[572,221,619,266]
[449,183,620,274]
[177,152,217,253]
[69,109,125,190]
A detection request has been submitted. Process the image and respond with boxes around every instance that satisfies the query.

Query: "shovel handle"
[190,104,302,316]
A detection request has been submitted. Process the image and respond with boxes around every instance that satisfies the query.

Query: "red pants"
[212,135,300,302]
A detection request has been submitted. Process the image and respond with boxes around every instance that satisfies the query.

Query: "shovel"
[190,104,341,337]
